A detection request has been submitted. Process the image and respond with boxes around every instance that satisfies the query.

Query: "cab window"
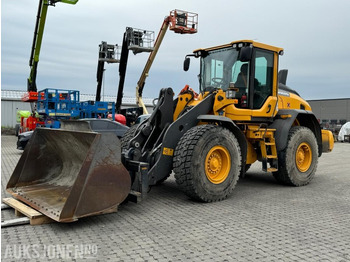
[200,47,239,92]
[253,49,274,109]
[232,61,250,104]
[210,59,224,85]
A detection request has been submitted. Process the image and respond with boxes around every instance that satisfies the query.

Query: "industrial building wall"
[308,99,350,123]
[1,100,31,128]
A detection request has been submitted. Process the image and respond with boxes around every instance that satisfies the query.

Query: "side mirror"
[183,57,190,71]
[238,46,253,62]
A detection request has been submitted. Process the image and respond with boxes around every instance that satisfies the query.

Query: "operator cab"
[185,40,283,111]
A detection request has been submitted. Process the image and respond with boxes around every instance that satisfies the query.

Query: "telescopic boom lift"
[94,28,154,126]
[116,27,155,114]
[95,42,120,102]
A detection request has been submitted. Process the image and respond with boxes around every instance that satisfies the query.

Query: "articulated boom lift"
[136,10,198,114]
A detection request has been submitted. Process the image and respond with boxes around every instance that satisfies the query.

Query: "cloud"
[2,0,350,100]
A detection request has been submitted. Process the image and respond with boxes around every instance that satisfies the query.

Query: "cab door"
[228,47,278,120]
[249,48,278,119]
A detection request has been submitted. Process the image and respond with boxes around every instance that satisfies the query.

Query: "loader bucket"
[7,126,131,222]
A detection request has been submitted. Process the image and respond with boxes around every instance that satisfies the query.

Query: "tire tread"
[173,125,241,202]
[273,126,318,186]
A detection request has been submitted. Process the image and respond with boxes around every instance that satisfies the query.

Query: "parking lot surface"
[1,135,350,261]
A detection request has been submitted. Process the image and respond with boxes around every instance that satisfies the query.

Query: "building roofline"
[307,98,350,102]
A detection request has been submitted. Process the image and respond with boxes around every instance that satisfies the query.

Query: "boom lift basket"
[126,27,155,54]
[169,10,198,34]
[98,41,121,63]
[21,91,39,102]
[7,122,131,222]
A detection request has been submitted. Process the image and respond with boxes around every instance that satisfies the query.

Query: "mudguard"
[269,109,323,156]
[197,115,247,168]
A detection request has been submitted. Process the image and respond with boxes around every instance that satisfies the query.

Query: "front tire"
[120,124,139,151]
[173,125,241,202]
[273,126,318,186]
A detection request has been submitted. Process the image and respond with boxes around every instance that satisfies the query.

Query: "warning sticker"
[163,147,174,156]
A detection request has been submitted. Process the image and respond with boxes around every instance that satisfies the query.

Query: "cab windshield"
[200,47,246,93]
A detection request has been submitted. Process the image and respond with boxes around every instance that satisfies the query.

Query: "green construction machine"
[27,0,78,95]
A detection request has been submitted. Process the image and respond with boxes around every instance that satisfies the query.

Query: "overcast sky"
[2,0,350,100]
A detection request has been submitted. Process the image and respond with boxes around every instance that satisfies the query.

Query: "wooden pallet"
[2,198,53,226]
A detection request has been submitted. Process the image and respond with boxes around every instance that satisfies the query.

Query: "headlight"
[225,89,236,99]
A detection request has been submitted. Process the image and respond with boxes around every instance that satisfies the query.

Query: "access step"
[267,167,278,172]
[266,155,277,159]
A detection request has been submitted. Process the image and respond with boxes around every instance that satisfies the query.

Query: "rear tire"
[273,126,318,186]
[173,125,241,202]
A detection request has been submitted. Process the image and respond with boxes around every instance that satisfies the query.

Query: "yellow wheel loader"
[7,40,334,222]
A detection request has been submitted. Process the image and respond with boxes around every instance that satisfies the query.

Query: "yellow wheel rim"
[205,146,231,184]
[296,142,312,172]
